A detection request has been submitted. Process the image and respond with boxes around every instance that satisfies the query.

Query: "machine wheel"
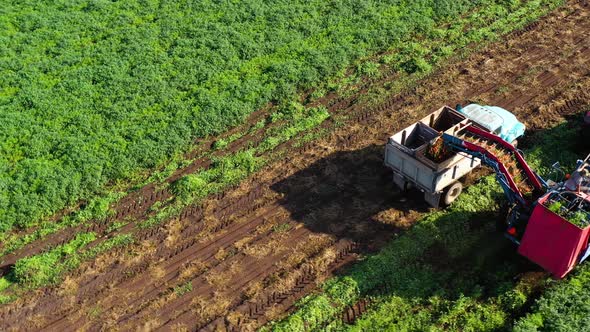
[443,182,463,206]
[393,173,410,192]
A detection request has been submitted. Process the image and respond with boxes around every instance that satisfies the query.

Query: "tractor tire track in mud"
[2,1,590,331]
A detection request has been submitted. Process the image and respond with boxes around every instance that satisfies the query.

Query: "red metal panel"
[518,195,590,278]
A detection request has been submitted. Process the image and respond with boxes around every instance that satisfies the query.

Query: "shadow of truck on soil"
[270,144,430,249]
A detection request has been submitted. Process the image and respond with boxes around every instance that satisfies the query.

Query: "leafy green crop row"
[0,191,124,257]
[514,265,590,332]
[12,232,97,288]
[0,0,506,232]
[1,233,133,295]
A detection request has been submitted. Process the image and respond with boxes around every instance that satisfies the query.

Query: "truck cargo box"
[389,122,439,156]
[384,106,480,207]
[420,106,467,132]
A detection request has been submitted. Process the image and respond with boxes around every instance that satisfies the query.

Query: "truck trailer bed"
[384,106,481,207]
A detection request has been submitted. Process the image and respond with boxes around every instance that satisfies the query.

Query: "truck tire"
[444,182,463,206]
[393,173,409,192]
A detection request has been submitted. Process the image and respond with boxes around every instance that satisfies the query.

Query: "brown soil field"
[1,1,590,331]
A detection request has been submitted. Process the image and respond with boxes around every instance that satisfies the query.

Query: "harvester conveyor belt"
[442,125,544,207]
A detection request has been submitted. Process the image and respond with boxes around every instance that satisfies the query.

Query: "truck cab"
[457,104,525,143]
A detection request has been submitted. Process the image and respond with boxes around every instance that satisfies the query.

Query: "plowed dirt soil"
[1,2,590,331]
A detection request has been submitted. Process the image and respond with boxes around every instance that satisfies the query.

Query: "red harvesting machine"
[443,125,590,278]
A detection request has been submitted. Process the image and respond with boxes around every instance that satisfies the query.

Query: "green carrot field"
[0,0,494,232]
